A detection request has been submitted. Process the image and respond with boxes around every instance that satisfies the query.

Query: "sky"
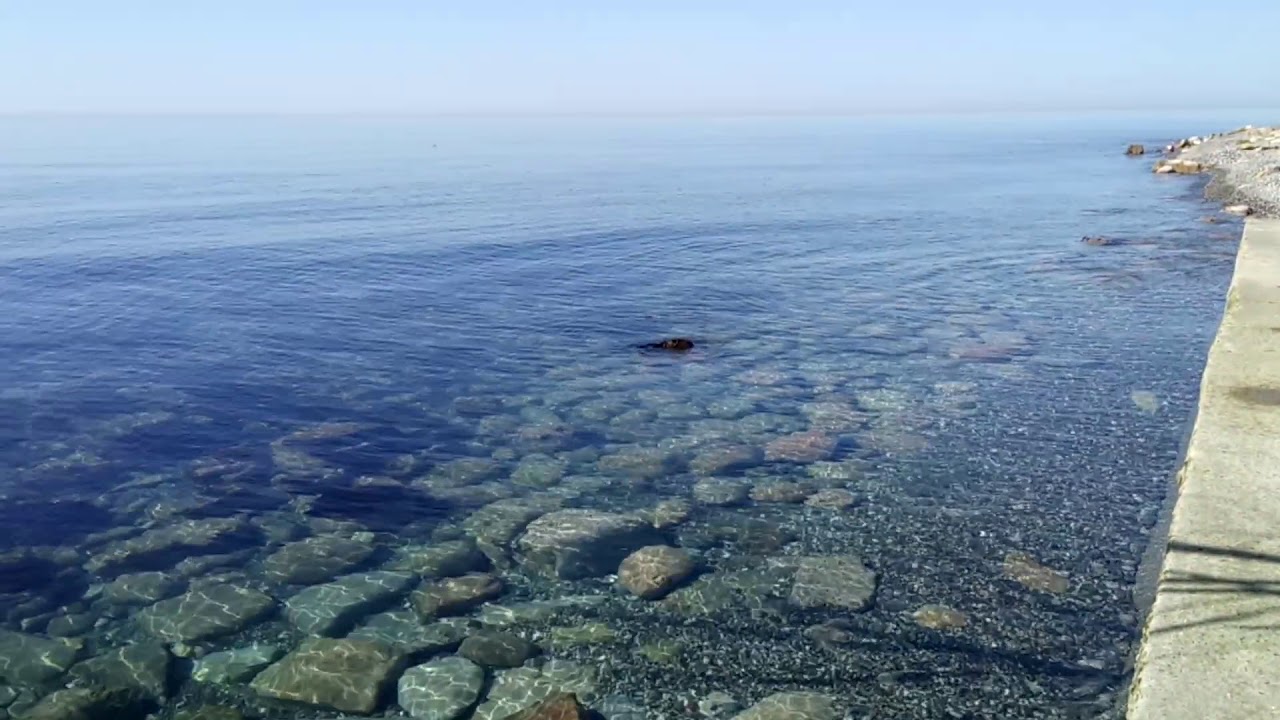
[2,1,1279,115]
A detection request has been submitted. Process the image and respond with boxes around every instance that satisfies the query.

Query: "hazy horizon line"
[1,106,1277,120]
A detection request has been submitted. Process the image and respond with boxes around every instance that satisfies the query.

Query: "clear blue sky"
[2,1,1277,115]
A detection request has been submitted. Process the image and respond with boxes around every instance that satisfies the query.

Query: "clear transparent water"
[0,113,1250,719]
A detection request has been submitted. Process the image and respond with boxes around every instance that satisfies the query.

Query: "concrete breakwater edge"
[1127,125,1280,719]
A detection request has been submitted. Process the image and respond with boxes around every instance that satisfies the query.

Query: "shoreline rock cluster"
[1140,124,1280,217]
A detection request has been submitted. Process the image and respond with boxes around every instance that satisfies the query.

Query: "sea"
[0,112,1261,719]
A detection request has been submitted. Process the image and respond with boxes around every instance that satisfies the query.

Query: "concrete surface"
[1127,217,1280,719]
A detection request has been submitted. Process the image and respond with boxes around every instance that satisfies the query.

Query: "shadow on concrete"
[1150,541,1280,634]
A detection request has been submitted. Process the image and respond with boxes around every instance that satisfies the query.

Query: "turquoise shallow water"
[0,113,1255,719]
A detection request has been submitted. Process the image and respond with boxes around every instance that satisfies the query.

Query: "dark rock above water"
[638,338,695,352]
[1125,144,1145,156]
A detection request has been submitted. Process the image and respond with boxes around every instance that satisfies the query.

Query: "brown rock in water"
[501,693,589,720]
[749,480,811,503]
[1081,235,1119,246]
[1153,158,1204,175]
[1003,552,1069,594]
[1125,144,1145,156]
[764,431,837,463]
[642,338,695,352]
[804,488,858,510]
[412,573,504,619]
[912,604,969,630]
[617,545,696,599]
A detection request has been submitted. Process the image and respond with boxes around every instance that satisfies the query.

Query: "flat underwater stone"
[137,583,276,642]
[732,692,837,720]
[250,637,404,715]
[515,509,662,580]
[397,656,485,720]
[68,642,171,701]
[284,570,415,636]
[85,518,255,577]
[0,630,84,688]
[192,643,283,684]
[261,534,375,585]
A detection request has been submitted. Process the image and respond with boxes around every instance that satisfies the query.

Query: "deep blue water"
[0,113,1257,718]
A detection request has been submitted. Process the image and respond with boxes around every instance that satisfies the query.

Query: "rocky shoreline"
[1142,124,1280,217]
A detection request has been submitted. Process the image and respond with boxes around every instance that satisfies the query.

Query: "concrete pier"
[1127,217,1280,719]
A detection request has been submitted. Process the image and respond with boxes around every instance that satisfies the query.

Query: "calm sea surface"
[0,113,1257,719]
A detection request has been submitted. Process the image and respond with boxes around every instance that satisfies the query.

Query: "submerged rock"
[511,454,568,488]
[0,630,84,687]
[476,596,606,628]
[1131,390,1161,414]
[348,611,469,655]
[516,509,662,580]
[648,499,692,529]
[689,445,761,476]
[412,573,504,620]
[464,498,561,568]
[397,656,485,720]
[617,546,696,599]
[102,572,185,605]
[764,431,836,463]
[749,481,811,504]
[459,631,537,668]
[86,518,255,577]
[472,663,596,720]
[1003,552,1069,594]
[692,478,750,507]
[424,458,503,488]
[700,691,743,718]
[261,534,375,585]
[46,613,95,638]
[192,644,282,684]
[781,556,878,611]
[250,638,404,714]
[547,622,618,649]
[912,604,969,630]
[390,540,488,578]
[502,693,590,720]
[175,706,246,720]
[21,687,151,720]
[68,643,170,701]
[285,570,415,636]
[138,583,276,642]
[804,488,858,510]
[595,446,674,480]
[732,692,836,720]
